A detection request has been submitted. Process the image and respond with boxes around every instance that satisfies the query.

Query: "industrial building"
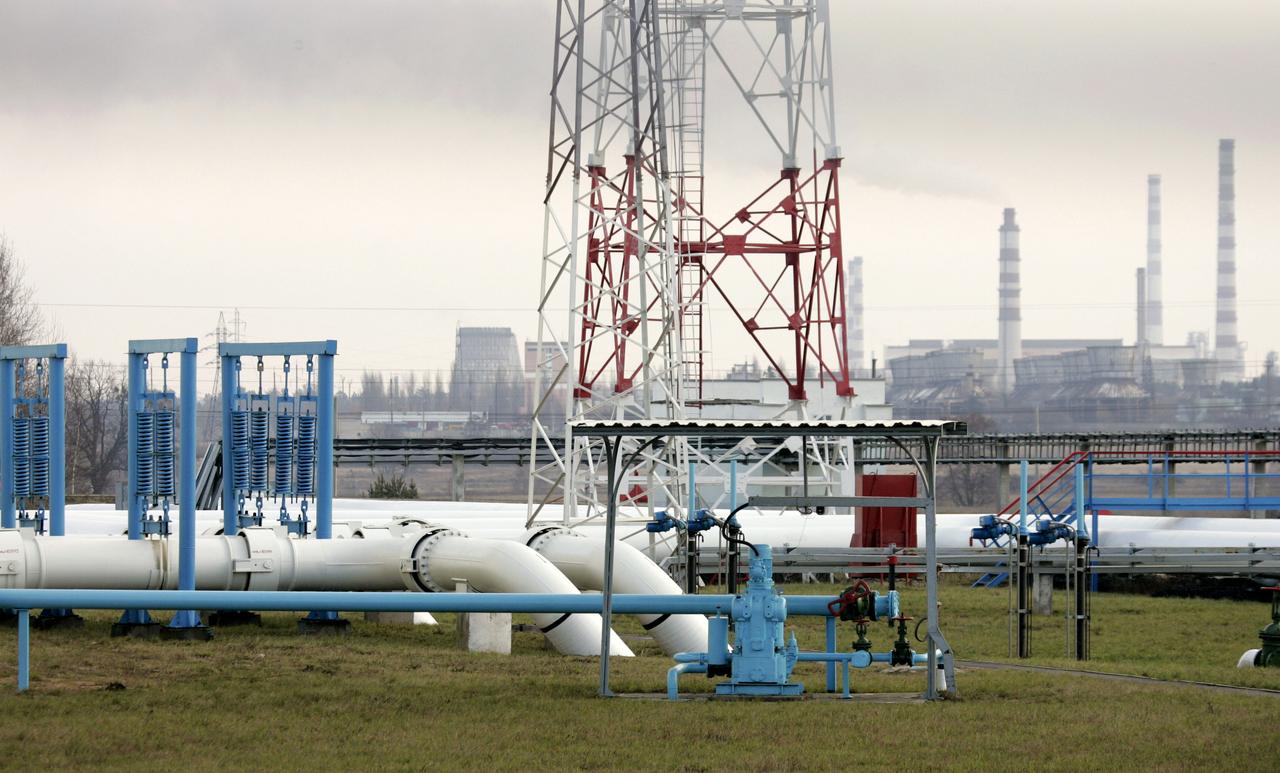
[882,141,1267,430]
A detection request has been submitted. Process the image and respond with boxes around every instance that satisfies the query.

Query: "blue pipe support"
[220,354,238,536]
[17,609,29,692]
[1,360,13,530]
[169,345,201,630]
[1074,462,1088,541]
[316,349,335,541]
[825,616,837,692]
[688,461,696,521]
[729,460,737,511]
[1019,460,1029,536]
[48,355,65,537]
[126,352,144,541]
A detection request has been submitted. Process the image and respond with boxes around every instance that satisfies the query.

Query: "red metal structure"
[852,473,918,548]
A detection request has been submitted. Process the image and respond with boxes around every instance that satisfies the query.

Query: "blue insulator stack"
[30,416,50,497]
[231,410,250,491]
[249,409,269,492]
[11,417,31,498]
[154,410,176,497]
[274,411,294,496]
[295,413,317,496]
[135,412,154,496]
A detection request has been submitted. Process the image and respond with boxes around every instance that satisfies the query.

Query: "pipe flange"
[408,526,465,593]
[524,525,573,553]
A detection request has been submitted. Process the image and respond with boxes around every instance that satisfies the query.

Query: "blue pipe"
[0,589,862,616]
[17,609,29,692]
[220,354,238,536]
[667,662,707,699]
[48,355,65,537]
[316,349,334,541]
[1,360,13,530]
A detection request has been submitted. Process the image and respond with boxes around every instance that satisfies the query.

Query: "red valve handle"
[827,579,872,618]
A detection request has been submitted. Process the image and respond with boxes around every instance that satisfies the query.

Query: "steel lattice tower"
[529,0,851,526]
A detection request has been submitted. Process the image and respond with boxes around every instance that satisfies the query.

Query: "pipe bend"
[417,532,633,658]
[667,662,708,700]
[525,527,709,656]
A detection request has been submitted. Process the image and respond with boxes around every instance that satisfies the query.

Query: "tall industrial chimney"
[1215,139,1242,379]
[1136,267,1147,346]
[1145,174,1163,345]
[846,256,864,378]
[998,208,1022,393]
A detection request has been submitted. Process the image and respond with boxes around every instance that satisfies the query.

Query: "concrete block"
[454,581,511,655]
[363,611,439,625]
[1033,573,1054,616]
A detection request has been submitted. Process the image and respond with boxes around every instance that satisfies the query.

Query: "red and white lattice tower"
[528,1,851,525]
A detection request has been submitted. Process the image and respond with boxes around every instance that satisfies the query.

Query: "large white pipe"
[526,527,707,655]
[408,528,633,657]
[0,525,634,658]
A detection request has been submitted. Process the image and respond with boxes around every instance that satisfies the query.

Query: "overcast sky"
[1,0,1277,393]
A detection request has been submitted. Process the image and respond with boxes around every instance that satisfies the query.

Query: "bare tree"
[65,360,128,495]
[0,236,48,345]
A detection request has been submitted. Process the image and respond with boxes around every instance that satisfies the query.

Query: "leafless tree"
[65,360,128,495]
[0,236,48,345]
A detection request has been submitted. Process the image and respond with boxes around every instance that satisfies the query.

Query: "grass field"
[1,580,1277,771]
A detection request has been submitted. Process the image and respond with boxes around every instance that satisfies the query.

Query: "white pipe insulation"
[525,526,708,655]
[0,525,634,658]
[398,526,633,657]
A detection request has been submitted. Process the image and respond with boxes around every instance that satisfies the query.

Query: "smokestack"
[1145,174,1163,345]
[1215,139,1242,379]
[998,208,1022,393]
[846,257,864,378]
[1136,267,1147,346]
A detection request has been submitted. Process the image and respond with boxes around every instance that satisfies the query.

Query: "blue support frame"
[0,344,68,534]
[218,341,338,626]
[120,338,205,634]
[218,341,335,539]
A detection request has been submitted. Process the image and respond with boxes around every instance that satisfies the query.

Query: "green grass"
[1,581,1277,771]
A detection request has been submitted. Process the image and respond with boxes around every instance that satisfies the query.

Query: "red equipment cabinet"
[851,474,918,548]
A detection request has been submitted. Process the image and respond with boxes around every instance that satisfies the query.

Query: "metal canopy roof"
[570,418,967,438]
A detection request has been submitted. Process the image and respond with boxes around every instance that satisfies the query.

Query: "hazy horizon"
[2,0,1278,395]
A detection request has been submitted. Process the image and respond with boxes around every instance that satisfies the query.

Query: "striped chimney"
[1145,174,1163,345]
[998,208,1022,393]
[846,257,864,377]
[1215,139,1242,379]
[1136,267,1147,346]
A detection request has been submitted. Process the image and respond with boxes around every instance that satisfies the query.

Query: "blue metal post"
[221,354,238,536]
[126,352,143,541]
[0,360,13,530]
[825,615,837,693]
[17,609,29,692]
[1074,462,1088,541]
[1018,460,1029,535]
[729,460,737,511]
[48,355,65,537]
[316,348,334,540]
[168,343,202,631]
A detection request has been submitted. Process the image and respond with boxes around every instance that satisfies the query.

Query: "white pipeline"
[405,527,633,657]
[0,525,634,657]
[526,527,707,655]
